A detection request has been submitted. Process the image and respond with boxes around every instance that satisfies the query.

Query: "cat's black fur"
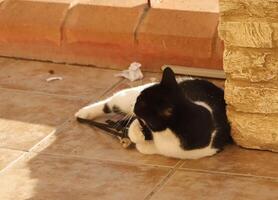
[134,68,231,151]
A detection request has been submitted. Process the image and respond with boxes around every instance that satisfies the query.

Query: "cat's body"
[75,68,231,159]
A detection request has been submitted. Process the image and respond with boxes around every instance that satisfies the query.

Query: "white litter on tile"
[46,77,63,82]
[115,62,144,81]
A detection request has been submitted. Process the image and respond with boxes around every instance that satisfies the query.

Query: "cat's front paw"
[75,108,89,119]
[75,107,97,120]
[128,119,145,143]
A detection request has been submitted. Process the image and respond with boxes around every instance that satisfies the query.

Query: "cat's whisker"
[125,115,134,130]
[111,113,131,130]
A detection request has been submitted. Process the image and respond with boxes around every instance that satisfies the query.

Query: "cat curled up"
[75,68,231,159]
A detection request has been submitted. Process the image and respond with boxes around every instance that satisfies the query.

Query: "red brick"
[64,3,147,46]
[137,9,220,59]
[150,0,219,13]
[79,0,147,7]
[0,39,138,70]
[134,48,223,71]
[0,1,223,71]
[0,0,70,45]
[0,39,223,72]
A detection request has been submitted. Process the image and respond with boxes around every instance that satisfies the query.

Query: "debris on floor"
[115,62,143,81]
[48,69,55,74]
[46,76,63,82]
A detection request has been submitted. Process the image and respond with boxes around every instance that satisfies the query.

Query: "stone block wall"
[219,0,278,152]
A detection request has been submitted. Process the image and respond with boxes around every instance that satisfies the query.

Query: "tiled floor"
[0,57,277,200]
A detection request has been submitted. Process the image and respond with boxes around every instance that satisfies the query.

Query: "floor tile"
[0,89,88,150]
[206,78,225,88]
[0,57,121,97]
[33,120,179,167]
[0,148,24,171]
[122,72,161,87]
[109,72,224,98]
[0,118,54,151]
[150,170,278,200]
[0,153,169,200]
[101,71,161,98]
[181,145,278,178]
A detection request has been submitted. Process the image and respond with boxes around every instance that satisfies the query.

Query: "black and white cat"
[75,68,231,159]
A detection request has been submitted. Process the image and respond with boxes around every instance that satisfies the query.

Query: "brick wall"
[219,0,278,152]
[0,0,222,71]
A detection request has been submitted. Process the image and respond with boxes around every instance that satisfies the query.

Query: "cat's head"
[134,67,183,132]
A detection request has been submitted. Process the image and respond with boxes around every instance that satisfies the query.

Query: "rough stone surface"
[219,21,278,48]
[225,80,278,114]
[220,0,278,20]
[224,47,278,83]
[220,0,278,152]
[228,107,278,152]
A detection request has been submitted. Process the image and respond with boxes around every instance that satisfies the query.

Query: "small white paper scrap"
[115,62,144,81]
[46,76,63,82]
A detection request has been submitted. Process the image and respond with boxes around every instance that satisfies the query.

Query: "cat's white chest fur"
[153,129,217,159]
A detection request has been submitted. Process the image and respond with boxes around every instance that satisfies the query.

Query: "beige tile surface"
[33,120,179,167]
[0,153,169,200]
[0,88,88,150]
[150,170,278,200]
[109,72,224,97]
[0,57,276,200]
[0,118,54,151]
[0,148,24,171]
[181,145,278,178]
[0,88,87,126]
[0,57,121,97]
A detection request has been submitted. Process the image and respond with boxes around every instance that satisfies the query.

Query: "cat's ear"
[161,67,177,87]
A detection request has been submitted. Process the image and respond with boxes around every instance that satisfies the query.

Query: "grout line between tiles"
[179,167,278,182]
[0,146,28,153]
[0,152,29,174]
[27,115,78,154]
[30,149,178,170]
[0,121,71,174]
[28,129,58,153]
[0,55,124,72]
[13,79,125,164]
[99,79,125,98]
[0,86,91,101]
[0,78,124,102]
[144,160,184,200]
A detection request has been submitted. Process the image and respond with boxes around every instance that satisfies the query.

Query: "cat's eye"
[160,107,173,118]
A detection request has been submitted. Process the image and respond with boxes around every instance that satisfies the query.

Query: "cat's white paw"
[136,142,158,155]
[75,108,91,119]
[75,101,106,119]
[75,107,98,120]
[128,119,145,143]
